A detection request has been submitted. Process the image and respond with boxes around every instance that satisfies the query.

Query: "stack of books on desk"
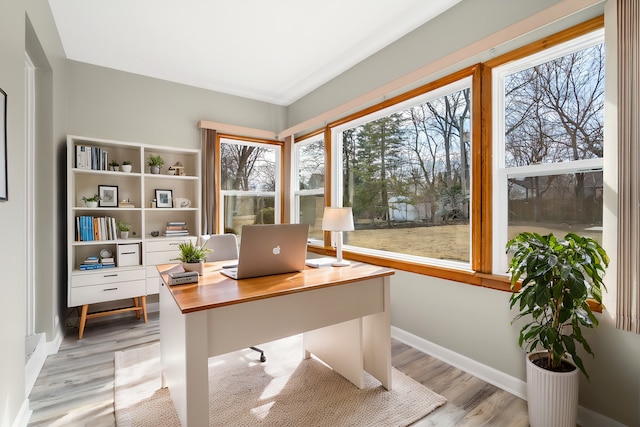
[80,256,103,270]
[164,221,189,236]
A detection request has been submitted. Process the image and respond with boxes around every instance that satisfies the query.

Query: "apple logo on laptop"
[272,245,281,255]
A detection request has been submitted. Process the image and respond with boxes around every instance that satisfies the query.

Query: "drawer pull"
[103,287,118,291]
[122,251,136,255]
[169,242,180,246]
[103,274,118,277]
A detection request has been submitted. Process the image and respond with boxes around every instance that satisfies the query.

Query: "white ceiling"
[48,0,462,106]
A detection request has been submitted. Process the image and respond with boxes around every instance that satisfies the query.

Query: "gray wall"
[66,61,287,148]
[2,0,638,426]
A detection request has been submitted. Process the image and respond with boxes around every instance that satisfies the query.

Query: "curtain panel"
[202,129,217,235]
[616,0,640,333]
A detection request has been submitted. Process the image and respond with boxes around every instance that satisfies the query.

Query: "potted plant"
[173,240,211,275]
[81,194,100,208]
[116,220,131,239]
[108,160,120,171]
[506,232,609,427]
[147,154,165,174]
[121,160,132,173]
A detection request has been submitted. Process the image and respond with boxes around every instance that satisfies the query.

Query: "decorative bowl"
[173,197,191,208]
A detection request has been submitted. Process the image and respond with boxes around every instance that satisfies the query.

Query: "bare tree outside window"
[340,81,472,263]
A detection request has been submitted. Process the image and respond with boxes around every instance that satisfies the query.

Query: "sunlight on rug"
[114,335,446,426]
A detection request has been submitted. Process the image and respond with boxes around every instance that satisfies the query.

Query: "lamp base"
[332,260,351,267]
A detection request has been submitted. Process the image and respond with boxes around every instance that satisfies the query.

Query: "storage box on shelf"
[67,135,201,338]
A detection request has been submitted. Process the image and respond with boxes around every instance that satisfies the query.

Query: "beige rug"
[114,335,446,426]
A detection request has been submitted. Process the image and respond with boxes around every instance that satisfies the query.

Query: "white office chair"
[201,233,266,362]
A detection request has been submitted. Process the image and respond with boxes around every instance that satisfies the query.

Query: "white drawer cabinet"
[70,277,147,306]
[145,237,195,294]
[71,268,146,288]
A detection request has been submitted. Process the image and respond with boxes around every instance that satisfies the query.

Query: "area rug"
[114,335,446,426]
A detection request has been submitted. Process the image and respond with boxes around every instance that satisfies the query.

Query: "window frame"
[217,134,284,233]
[302,16,604,292]
[331,76,475,270]
[293,132,325,244]
[491,28,605,275]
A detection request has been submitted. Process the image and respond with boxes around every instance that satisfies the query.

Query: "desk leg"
[160,283,209,427]
[304,318,364,388]
[363,276,392,390]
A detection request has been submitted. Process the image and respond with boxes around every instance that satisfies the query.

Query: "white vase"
[121,164,132,173]
[183,261,204,276]
[85,201,98,208]
[526,351,579,427]
[120,231,129,239]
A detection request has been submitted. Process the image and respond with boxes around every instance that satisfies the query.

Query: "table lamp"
[322,207,355,267]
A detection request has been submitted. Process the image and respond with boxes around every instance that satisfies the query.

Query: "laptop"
[220,224,310,279]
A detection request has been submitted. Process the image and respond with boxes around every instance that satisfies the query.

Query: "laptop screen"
[221,224,310,279]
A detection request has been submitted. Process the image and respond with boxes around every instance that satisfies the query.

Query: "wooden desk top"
[157,261,394,314]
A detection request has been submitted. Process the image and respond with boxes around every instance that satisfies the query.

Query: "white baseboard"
[391,326,527,398]
[390,326,624,427]
[25,334,46,398]
[11,398,31,427]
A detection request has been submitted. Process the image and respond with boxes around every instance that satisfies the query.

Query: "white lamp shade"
[322,207,355,231]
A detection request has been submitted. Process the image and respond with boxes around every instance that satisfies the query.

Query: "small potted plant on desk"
[174,240,211,275]
[81,194,100,208]
[121,160,132,173]
[147,154,165,174]
[116,220,131,239]
[108,160,120,171]
[506,232,609,427]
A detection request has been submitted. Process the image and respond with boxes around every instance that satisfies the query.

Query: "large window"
[492,29,605,273]
[219,137,281,235]
[294,136,325,242]
[333,78,472,266]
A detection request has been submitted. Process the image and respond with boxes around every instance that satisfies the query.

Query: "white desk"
[158,261,394,427]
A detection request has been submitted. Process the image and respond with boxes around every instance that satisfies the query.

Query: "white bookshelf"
[67,135,201,337]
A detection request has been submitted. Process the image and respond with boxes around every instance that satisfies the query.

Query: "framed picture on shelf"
[155,189,173,208]
[99,185,118,207]
[0,88,7,201]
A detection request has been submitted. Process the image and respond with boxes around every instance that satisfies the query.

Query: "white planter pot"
[121,164,132,173]
[149,165,160,174]
[85,201,98,208]
[182,261,204,276]
[120,231,129,239]
[526,351,579,427]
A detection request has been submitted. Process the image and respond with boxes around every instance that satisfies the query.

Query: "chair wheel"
[260,355,266,362]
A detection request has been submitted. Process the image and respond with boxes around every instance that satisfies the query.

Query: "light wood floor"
[27,310,528,426]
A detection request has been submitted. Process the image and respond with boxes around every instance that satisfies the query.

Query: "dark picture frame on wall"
[0,88,7,201]
[155,189,173,208]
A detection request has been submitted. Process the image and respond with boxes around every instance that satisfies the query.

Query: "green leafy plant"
[116,220,130,232]
[122,160,132,165]
[108,160,119,167]
[173,240,211,263]
[82,194,101,203]
[506,232,609,379]
[147,154,165,167]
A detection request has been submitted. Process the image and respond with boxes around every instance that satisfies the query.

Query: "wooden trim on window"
[294,127,325,143]
[214,133,222,234]
[479,63,493,273]
[471,64,484,273]
[328,66,479,130]
[484,15,603,69]
[218,133,283,146]
[199,120,279,141]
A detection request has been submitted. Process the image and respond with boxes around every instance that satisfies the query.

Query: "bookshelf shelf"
[67,135,201,338]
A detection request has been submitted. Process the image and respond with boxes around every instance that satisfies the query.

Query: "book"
[79,263,103,270]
